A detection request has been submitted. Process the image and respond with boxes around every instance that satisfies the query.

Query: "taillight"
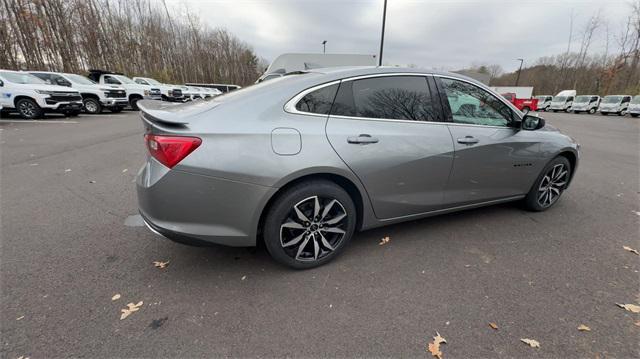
[144,134,201,169]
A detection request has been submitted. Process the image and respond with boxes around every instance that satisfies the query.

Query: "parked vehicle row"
[535,90,637,116]
[0,68,236,119]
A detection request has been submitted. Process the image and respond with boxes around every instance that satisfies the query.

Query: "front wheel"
[524,156,571,211]
[129,97,142,111]
[589,108,596,114]
[83,97,102,114]
[618,109,627,116]
[16,98,43,119]
[263,180,357,269]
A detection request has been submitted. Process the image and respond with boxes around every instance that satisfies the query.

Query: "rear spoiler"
[137,99,222,127]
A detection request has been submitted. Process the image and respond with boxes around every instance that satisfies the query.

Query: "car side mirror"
[522,114,545,131]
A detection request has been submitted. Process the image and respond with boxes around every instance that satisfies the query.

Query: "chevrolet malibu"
[136,67,579,269]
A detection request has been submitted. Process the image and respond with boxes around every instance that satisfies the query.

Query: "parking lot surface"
[1,111,639,358]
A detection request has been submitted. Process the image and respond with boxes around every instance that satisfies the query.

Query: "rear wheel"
[16,98,43,119]
[524,156,571,211]
[83,97,102,114]
[601,112,607,116]
[631,114,639,118]
[263,180,356,269]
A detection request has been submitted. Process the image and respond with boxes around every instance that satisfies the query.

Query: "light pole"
[322,40,327,54]
[515,58,524,86]
[378,0,387,66]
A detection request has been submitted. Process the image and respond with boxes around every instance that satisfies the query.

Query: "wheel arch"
[13,95,38,107]
[556,149,579,186]
[256,171,369,244]
[81,92,100,101]
[129,93,143,101]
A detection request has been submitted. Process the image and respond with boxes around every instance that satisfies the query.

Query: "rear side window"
[295,83,338,115]
[349,76,436,121]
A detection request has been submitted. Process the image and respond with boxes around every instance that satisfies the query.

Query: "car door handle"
[457,136,479,145]
[347,134,379,144]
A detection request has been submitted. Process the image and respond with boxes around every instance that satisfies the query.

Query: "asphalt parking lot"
[1,110,639,358]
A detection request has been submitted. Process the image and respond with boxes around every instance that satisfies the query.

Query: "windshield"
[575,96,590,102]
[0,71,46,84]
[553,96,567,102]
[66,74,96,85]
[631,96,640,104]
[115,75,136,84]
[602,96,622,104]
[145,78,162,85]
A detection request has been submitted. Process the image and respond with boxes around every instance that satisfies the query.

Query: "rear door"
[436,76,546,206]
[326,74,454,219]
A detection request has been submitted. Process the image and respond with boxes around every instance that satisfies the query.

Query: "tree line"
[0,0,262,86]
[469,2,640,96]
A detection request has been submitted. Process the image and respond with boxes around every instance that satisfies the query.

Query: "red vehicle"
[501,92,538,112]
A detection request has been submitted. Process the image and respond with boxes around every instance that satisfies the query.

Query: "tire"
[110,107,123,113]
[618,109,627,116]
[263,180,357,269]
[129,96,142,111]
[523,156,572,212]
[564,108,571,113]
[601,112,607,116]
[83,97,102,114]
[631,114,639,118]
[589,108,596,114]
[16,98,43,119]
[65,110,81,117]
[573,111,579,114]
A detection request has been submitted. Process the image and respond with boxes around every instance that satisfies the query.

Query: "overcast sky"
[175,0,633,73]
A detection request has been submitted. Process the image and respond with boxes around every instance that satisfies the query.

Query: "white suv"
[30,71,128,114]
[87,70,162,110]
[132,77,186,102]
[0,70,83,119]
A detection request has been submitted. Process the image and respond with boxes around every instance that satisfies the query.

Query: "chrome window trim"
[284,71,522,130]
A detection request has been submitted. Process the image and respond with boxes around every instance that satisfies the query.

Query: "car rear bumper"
[136,159,276,247]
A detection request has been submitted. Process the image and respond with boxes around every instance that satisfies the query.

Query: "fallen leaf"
[120,301,143,320]
[427,332,447,358]
[29,163,39,166]
[111,294,121,301]
[520,338,540,348]
[122,169,128,173]
[577,324,591,331]
[623,246,640,255]
[16,315,24,321]
[616,303,640,313]
[64,169,72,173]
[241,275,247,281]
[89,180,96,184]
[489,322,498,330]
[153,261,169,269]
[634,211,640,216]
[379,236,391,245]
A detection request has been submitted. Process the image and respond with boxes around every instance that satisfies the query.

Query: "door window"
[331,76,437,122]
[295,83,339,115]
[104,76,121,84]
[440,78,514,127]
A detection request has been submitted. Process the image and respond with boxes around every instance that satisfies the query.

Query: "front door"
[436,77,546,206]
[326,75,454,219]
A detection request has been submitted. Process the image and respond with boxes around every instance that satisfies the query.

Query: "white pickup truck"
[132,77,187,102]
[87,70,162,110]
[0,69,83,119]
[30,71,128,114]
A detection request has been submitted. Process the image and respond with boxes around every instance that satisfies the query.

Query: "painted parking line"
[0,120,79,124]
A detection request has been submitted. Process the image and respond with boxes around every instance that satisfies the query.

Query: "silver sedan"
[136,67,579,269]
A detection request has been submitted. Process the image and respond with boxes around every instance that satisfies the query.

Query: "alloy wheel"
[19,101,36,117]
[85,100,98,113]
[279,196,348,262]
[537,164,568,208]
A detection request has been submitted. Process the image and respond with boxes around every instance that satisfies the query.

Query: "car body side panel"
[444,125,547,206]
[326,118,455,219]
